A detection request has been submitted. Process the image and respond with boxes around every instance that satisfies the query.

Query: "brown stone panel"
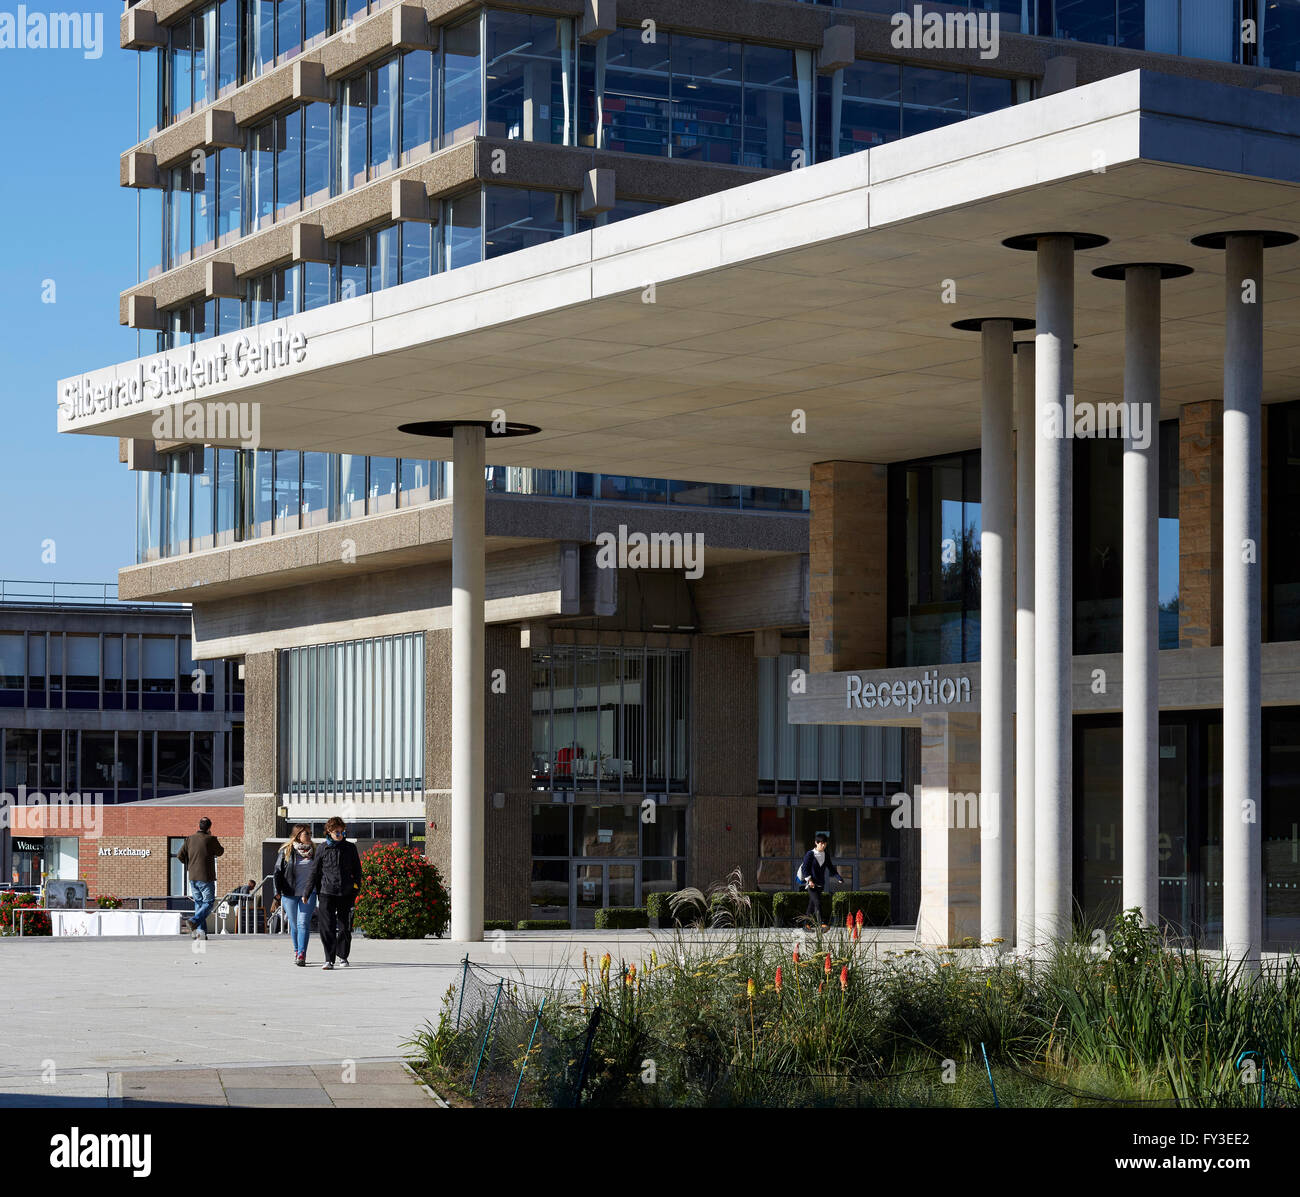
[687,795,759,892]
[242,650,280,877]
[424,627,453,887]
[690,635,757,798]
[485,625,531,796]
[810,460,888,673]
[484,791,531,923]
[1179,401,1223,648]
[918,712,980,946]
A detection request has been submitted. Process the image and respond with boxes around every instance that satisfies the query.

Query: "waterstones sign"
[61,326,307,423]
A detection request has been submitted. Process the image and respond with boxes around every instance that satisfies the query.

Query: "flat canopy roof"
[59,71,1300,490]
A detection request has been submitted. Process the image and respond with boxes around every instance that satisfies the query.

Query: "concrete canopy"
[59,70,1300,490]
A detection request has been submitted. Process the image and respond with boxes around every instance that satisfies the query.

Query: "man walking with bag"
[176,816,224,939]
[307,816,361,970]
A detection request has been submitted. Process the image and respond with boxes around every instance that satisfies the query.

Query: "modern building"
[0,582,243,887]
[56,0,1300,956]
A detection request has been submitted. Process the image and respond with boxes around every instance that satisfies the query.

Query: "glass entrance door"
[572,862,639,929]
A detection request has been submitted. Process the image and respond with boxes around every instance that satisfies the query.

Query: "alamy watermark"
[0,7,103,59]
[890,5,1000,60]
[595,524,704,580]
[0,788,104,838]
[151,400,262,450]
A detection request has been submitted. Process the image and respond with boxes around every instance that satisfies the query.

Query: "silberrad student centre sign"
[60,326,308,422]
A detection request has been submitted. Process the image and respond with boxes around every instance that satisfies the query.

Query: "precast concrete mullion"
[1034,235,1075,946]
[1015,341,1036,947]
[451,423,486,942]
[1223,233,1265,970]
[980,319,1015,945]
[1123,265,1162,928]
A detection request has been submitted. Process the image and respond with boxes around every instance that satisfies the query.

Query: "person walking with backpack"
[307,817,361,970]
[274,825,318,967]
[798,832,842,931]
[176,816,224,940]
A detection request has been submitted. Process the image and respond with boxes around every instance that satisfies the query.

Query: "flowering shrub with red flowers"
[0,891,51,936]
[353,843,449,939]
[96,895,123,910]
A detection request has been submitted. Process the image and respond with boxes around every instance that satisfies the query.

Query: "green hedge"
[594,907,649,930]
[517,919,570,931]
[645,892,674,928]
[830,890,890,927]
[710,891,774,926]
[772,890,807,928]
[483,919,514,932]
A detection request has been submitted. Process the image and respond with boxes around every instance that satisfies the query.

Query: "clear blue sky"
[0,5,140,586]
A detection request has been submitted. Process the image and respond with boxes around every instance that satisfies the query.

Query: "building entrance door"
[572,863,639,929]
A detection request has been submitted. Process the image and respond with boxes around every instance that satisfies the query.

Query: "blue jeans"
[282,894,317,956]
[190,880,216,931]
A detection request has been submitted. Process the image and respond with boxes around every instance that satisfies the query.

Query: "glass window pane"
[400,221,433,282]
[484,187,570,259]
[217,146,241,244]
[301,452,331,527]
[338,235,367,300]
[275,450,301,532]
[218,0,239,93]
[671,35,742,165]
[252,448,275,537]
[215,448,237,545]
[442,16,482,145]
[443,190,482,270]
[399,458,436,506]
[485,13,573,145]
[370,57,399,176]
[251,0,275,76]
[341,73,369,190]
[337,454,366,520]
[833,60,900,156]
[170,20,193,119]
[302,260,330,311]
[275,109,302,220]
[277,0,301,63]
[901,66,967,138]
[194,152,217,256]
[369,457,397,513]
[742,44,810,170]
[401,49,434,159]
[370,224,399,293]
[304,0,327,47]
[194,9,213,108]
[599,27,669,156]
[249,121,276,231]
[302,101,331,208]
[140,46,162,140]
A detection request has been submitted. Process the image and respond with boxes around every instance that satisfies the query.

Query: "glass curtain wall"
[757,654,904,795]
[581,28,813,168]
[279,633,425,796]
[531,644,689,794]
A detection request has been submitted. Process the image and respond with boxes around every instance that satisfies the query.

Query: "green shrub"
[483,920,513,932]
[517,918,570,930]
[594,907,649,930]
[353,843,450,939]
[830,890,890,927]
[645,891,675,928]
[710,891,774,926]
[772,890,805,927]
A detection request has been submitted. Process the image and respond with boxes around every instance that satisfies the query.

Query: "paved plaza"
[0,928,920,1106]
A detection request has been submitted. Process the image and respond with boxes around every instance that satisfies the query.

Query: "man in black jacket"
[307,816,362,970]
[798,833,842,930]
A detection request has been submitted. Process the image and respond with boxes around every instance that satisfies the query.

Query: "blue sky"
[0,4,140,585]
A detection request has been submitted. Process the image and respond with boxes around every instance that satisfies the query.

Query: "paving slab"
[220,1086,336,1107]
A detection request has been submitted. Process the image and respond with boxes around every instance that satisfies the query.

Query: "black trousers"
[805,887,825,925]
[319,894,354,962]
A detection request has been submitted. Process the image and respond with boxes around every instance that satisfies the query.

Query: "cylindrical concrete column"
[1222,233,1264,970]
[1122,265,1162,928]
[1032,234,1075,945]
[1014,340,1036,948]
[451,423,486,943]
[980,320,1015,945]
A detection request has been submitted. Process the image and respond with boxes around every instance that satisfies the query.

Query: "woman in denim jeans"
[273,825,318,966]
